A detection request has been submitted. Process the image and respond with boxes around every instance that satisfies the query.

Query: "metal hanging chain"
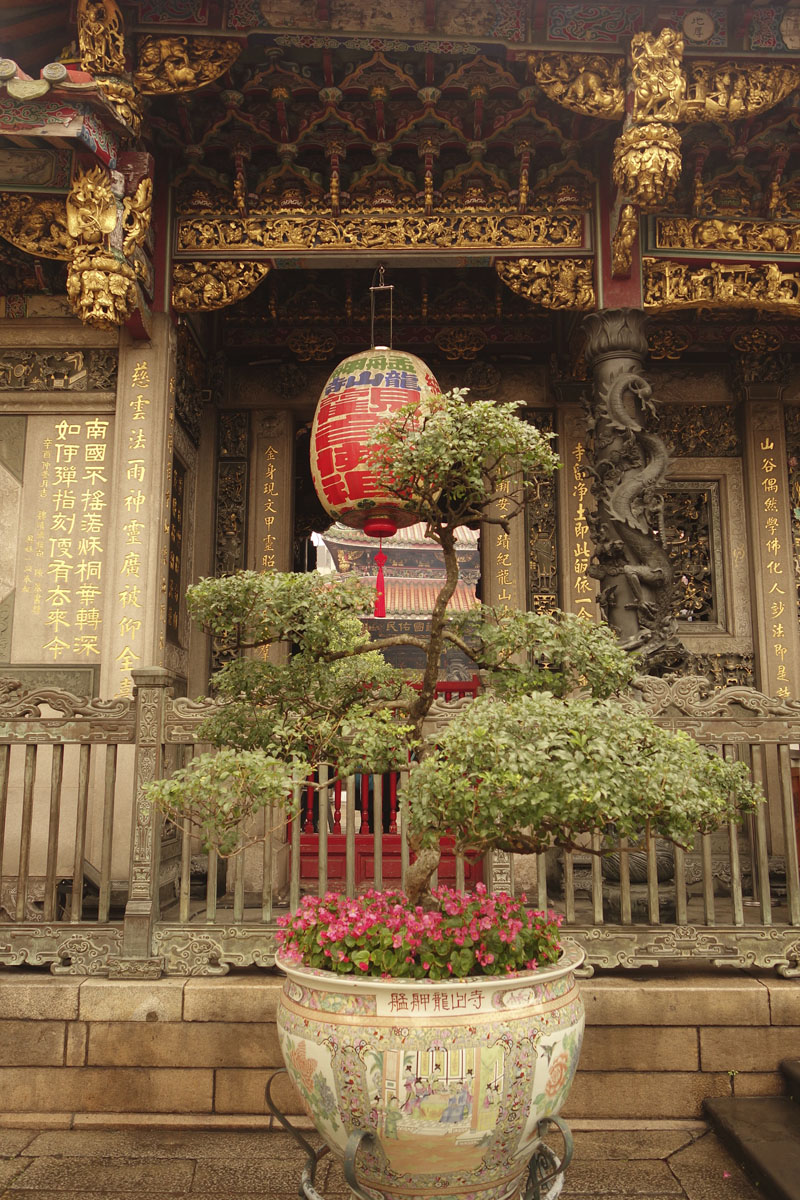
[369,264,394,349]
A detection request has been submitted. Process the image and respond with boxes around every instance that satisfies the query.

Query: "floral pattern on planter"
[285,978,378,1015]
[277,945,584,1200]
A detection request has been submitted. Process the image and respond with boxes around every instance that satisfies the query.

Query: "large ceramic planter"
[276,943,584,1200]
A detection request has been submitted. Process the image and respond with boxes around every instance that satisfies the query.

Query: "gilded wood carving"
[172,261,271,311]
[134,37,242,94]
[528,52,624,120]
[656,216,800,255]
[495,258,595,310]
[0,196,75,260]
[613,125,682,212]
[643,257,800,313]
[175,210,585,255]
[77,0,126,77]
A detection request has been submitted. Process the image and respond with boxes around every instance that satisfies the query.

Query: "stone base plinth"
[0,969,796,1124]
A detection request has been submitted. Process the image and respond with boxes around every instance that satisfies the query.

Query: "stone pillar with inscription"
[253,410,295,577]
[100,314,178,698]
[246,409,295,899]
[742,393,800,701]
[582,308,682,669]
[479,481,527,614]
[557,403,600,620]
[479,485,527,897]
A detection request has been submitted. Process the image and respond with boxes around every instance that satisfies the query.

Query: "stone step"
[704,1096,800,1200]
[782,1060,800,1105]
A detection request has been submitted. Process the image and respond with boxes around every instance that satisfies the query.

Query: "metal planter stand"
[266,1069,574,1200]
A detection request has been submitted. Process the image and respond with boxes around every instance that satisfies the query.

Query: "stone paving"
[0,1121,762,1198]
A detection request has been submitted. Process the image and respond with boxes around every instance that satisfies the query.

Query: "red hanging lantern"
[310,347,441,539]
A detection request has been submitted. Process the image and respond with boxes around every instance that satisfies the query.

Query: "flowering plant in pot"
[146,386,758,1200]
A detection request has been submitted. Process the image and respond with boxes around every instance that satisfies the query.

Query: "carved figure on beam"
[77,0,126,77]
[495,258,595,309]
[528,52,624,120]
[134,37,242,94]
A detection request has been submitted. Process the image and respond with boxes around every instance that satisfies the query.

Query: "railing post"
[114,667,175,978]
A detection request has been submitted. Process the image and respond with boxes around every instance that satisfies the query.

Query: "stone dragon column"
[581,308,683,670]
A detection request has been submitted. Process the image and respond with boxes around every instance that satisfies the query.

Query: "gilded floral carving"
[66,166,117,245]
[66,249,137,330]
[612,124,682,211]
[96,77,142,136]
[171,261,271,311]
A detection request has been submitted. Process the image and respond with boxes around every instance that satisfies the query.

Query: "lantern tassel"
[374,542,387,618]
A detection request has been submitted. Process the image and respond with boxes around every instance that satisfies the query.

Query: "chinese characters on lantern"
[312,350,439,527]
[571,442,594,615]
[262,444,279,571]
[115,359,151,695]
[759,436,792,699]
[31,417,110,662]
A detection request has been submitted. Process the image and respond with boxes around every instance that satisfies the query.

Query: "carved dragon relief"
[582,310,683,671]
[591,365,679,656]
[0,164,153,331]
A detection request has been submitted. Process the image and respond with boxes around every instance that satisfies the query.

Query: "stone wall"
[0,969,797,1126]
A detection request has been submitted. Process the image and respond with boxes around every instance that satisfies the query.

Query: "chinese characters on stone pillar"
[261,443,279,572]
[255,411,293,578]
[25,416,111,663]
[744,401,800,701]
[758,434,793,699]
[570,441,594,617]
[559,409,599,618]
[114,358,152,695]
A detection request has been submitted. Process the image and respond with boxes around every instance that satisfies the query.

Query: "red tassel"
[374,541,387,618]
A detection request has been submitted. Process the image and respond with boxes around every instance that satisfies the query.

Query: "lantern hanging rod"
[369,264,393,350]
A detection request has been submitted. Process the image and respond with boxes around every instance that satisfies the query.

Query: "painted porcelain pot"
[276,943,584,1200]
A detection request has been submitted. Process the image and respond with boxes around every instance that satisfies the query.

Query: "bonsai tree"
[146,387,758,910]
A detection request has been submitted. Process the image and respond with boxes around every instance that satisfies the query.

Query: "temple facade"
[1,0,800,702]
[1,0,800,979]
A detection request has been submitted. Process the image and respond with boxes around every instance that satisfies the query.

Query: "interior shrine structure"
[2,0,800,979]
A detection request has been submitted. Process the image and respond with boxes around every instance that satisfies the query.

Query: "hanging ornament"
[310,345,441,538]
[310,272,441,615]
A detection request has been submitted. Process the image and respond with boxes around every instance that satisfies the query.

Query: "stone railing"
[0,669,798,977]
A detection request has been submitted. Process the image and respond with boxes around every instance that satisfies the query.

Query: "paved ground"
[0,1122,761,1198]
